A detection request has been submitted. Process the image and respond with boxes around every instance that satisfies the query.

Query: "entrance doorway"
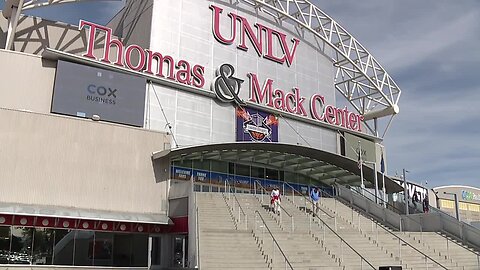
[173,235,188,268]
[149,235,162,269]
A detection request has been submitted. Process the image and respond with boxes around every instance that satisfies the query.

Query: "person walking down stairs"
[271,187,281,215]
[310,187,321,217]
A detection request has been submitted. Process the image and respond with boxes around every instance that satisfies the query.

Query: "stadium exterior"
[433,186,480,226]
[0,0,405,269]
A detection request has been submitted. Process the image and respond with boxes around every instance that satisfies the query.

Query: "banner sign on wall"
[236,107,279,142]
[52,60,146,127]
[172,166,317,195]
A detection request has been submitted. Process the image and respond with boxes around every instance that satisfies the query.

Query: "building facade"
[0,0,402,268]
[433,186,480,226]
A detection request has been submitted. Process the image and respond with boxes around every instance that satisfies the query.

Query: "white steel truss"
[241,0,401,138]
[2,0,119,50]
[22,0,120,10]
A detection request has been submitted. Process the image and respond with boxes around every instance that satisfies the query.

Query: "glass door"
[173,235,188,268]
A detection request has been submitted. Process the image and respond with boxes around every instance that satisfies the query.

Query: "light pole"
[403,169,410,215]
[444,192,460,221]
[364,161,379,204]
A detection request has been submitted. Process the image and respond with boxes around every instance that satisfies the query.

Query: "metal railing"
[338,185,449,269]
[254,211,294,269]
[349,185,480,265]
[283,182,335,218]
[308,209,376,269]
[232,191,248,230]
[253,180,295,232]
[256,181,374,268]
[223,180,248,230]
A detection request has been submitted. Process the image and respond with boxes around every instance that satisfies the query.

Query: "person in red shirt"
[270,187,281,214]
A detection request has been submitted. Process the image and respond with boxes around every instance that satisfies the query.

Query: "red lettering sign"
[249,73,364,132]
[210,5,300,67]
[78,20,206,88]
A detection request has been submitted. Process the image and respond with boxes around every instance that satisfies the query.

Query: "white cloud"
[314,0,480,187]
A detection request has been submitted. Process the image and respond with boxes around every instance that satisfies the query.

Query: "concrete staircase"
[315,196,474,270]
[196,192,270,270]
[196,191,480,269]
[394,231,480,270]
[233,194,345,270]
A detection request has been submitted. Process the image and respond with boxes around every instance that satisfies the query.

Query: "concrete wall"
[0,50,56,113]
[0,108,169,215]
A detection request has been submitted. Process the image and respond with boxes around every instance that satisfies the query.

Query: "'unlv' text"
[211,5,300,67]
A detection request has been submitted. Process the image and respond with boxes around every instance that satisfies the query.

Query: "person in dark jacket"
[423,195,430,213]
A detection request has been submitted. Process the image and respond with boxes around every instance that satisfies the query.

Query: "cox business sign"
[78,5,364,133]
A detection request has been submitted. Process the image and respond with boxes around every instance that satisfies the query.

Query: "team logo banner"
[236,107,278,142]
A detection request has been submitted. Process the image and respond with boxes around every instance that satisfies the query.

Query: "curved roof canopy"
[152,142,403,193]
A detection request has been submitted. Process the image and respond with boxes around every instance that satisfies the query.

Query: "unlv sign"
[77,4,364,133]
[210,5,300,66]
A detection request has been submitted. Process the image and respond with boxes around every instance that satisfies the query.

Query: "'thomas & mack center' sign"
[78,5,364,133]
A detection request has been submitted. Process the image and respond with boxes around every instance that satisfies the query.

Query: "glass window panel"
[53,229,74,265]
[131,234,148,267]
[151,236,161,266]
[194,184,201,192]
[93,232,113,266]
[173,160,192,169]
[251,166,264,178]
[173,235,187,267]
[297,174,310,185]
[201,185,210,192]
[73,230,94,266]
[235,164,250,177]
[211,160,228,173]
[211,186,219,192]
[228,162,235,174]
[10,227,33,264]
[0,226,10,264]
[284,171,296,182]
[265,168,279,181]
[32,228,54,265]
[193,160,210,170]
[113,234,132,267]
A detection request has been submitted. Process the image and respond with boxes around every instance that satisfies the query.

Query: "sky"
[313,0,480,189]
[1,0,478,188]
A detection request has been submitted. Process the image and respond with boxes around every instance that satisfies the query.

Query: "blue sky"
[2,0,478,188]
[315,0,480,188]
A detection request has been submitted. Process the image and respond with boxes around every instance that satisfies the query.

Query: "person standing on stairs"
[423,195,430,213]
[271,187,281,215]
[412,191,419,210]
[310,187,321,217]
